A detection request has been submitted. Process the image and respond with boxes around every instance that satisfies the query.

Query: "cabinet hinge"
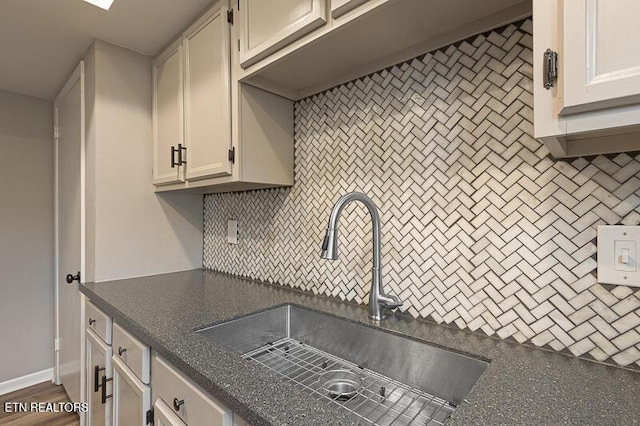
[543,48,558,90]
[146,408,154,425]
[228,147,235,163]
[227,9,234,25]
[53,126,59,139]
[54,337,60,352]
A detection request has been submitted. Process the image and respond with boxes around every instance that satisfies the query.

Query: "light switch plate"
[227,220,238,244]
[597,225,640,287]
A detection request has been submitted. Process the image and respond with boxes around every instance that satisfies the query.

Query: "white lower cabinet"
[84,300,249,426]
[154,398,188,426]
[87,301,113,344]
[152,355,233,426]
[113,322,151,384]
[112,356,152,426]
[86,329,112,426]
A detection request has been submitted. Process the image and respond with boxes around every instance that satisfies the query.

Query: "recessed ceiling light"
[83,0,115,10]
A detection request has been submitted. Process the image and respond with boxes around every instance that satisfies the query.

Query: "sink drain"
[319,369,362,400]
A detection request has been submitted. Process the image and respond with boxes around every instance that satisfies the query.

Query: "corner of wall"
[90,41,202,281]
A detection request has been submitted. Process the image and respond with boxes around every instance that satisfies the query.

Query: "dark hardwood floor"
[0,381,80,426]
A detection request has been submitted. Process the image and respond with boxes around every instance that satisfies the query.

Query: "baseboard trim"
[0,368,55,396]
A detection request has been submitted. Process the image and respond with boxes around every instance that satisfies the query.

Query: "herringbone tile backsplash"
[204,19,640,368]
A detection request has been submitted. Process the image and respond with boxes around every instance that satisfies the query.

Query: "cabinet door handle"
[88,317,96,326]
[93,365,105,392]
[171,144,187,168]
[118,347,127,356]
[173,397,185,411]
[178,143,187,165]
[171,145,179,168]
[101,375,113,404]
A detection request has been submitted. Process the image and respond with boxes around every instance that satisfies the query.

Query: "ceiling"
[0,0,213,100]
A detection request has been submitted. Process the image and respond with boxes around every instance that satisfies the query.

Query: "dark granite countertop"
[80,270,640,425]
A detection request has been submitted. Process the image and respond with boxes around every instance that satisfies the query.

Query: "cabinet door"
[239,0,327,68]
[154,399,187,426]
[153,40,184,185]
[86,330,112,426]
[112,356,151,426]
[562,0,640,114]
[184,4,232,181]
[331,0,368,18]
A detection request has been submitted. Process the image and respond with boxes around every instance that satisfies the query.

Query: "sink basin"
[197,305,489,425]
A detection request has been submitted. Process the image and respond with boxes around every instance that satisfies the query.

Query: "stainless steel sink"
[197,305,489,425]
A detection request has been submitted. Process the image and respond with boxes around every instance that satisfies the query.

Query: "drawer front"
[87,301,112,344]
[113,322,150,384]
[152,355,233,426]
[154,398,187,426]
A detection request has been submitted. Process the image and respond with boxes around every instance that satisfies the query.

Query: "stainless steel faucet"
[320,192,403,321]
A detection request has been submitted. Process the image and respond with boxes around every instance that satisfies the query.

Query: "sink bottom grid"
[242,337,455,425]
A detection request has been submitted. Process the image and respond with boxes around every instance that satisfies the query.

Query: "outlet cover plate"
[597,225,640,287]
[227,220,238,244]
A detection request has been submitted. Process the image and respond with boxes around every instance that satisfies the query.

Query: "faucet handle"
[380,294,403,310]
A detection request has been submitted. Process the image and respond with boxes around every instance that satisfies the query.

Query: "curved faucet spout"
[321,192,381,266]
[320,192,403,321]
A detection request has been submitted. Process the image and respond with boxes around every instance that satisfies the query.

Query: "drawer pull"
[118,347,127,356]
[89,318,96,326]
[173,398,184,411]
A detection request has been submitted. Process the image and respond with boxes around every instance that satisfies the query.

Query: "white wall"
[85,40,203,282]
[0,90,54,383]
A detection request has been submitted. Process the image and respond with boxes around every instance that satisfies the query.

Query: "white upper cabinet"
[562,0,640,115]
[331,0,369,18]
[534,0,640,158]
[239,0,327,68]
[184,4,232,180]
[236,0,531,100]
[153,41,184,185]
[153,0,294,194]
[153,3,233,186]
